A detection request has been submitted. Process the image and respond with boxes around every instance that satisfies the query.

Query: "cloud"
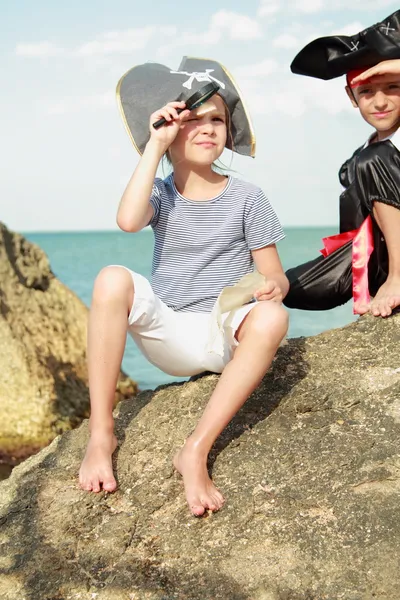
[270,19,366,57]
[16,42,65,57]
[257,0,398,15]
[235,63,352,118]
[213,10,263,40]
[330,21,366,36]
[16,26,177,59]
[235,59,278,78]
[257,0,280,17]
[18,13,262,62]
[272,34,300,49]
[294,0,324,13]
[158,10,262,54]
[46,91,115,115]
[75,26,176,57]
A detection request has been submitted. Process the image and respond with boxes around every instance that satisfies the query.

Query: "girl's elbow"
[116,214,141,233]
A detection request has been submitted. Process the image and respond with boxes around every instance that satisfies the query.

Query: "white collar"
[363,128,400,149]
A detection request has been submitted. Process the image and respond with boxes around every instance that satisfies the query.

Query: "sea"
[24,227,357,392]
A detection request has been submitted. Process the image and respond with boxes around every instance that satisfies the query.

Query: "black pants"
[283,231,388,311]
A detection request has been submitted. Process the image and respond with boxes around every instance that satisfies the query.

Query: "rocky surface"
[1,312,399,599]
[0,222,137,466]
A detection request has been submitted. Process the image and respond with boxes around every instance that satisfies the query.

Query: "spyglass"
[152,81,220,129]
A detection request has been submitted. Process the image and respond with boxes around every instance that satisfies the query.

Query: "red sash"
[320,215,374,314]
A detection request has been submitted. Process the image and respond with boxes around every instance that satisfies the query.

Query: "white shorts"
[123,269,258,377]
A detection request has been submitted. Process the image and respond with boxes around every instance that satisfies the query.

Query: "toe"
[92,479,101,493]
[191,504,206,517]
[202,493,221,512]
[371,304,381,316]
[215,490,225,505]
[103,477,117,492]
[81,480,93,491]
[357,303,370,314]
[379,301,391,317]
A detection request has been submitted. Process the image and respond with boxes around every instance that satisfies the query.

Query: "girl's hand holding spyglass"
[148,101,190,152]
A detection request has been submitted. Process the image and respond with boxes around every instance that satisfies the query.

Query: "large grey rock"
[0,313,399,599]
[0,222,137,466]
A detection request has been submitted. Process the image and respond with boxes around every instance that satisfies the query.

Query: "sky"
[1,0,399,231]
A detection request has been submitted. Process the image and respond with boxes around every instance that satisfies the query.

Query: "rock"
[0,222,138,466]
[1,312,399,599]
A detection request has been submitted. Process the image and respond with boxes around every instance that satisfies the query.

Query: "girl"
[79,72,289,516]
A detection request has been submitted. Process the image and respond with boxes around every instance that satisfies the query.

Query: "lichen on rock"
[0,310,399,599]
[0,222,138,466]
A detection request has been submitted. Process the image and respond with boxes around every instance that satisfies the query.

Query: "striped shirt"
[149,174,285,313]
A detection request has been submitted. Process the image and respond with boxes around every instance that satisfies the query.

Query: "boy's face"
[346,74,400,140]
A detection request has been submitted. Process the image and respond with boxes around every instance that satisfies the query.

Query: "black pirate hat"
[291,10,400,80]
[116,56,255,156]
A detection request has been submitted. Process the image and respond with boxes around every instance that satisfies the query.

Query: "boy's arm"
[351,59,400,85]
[251,244,289,301]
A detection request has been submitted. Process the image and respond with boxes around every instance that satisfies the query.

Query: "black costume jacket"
[284,134,400,311]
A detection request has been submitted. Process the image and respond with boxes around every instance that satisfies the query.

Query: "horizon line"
[19,224,338,235]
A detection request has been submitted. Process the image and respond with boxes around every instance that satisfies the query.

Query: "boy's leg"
[79,267,134,493]
[284,241,353,311]
[369,202,400,317]
[174,301,288,516]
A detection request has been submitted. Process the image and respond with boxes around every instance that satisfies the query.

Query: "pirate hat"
[116,56,255,156]
[290,10,400,80]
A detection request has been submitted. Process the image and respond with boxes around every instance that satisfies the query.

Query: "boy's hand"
[148,101,190,151]
[254,280,283,302]
[351,59,400,84]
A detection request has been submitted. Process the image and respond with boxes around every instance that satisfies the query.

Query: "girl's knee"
[92,266,134,306]
[247,302,289,338]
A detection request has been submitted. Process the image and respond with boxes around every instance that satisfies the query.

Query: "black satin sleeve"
[353,140,400,213]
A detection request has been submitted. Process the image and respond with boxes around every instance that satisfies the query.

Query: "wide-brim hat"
[290,10,400,80]
[116,56,256,156]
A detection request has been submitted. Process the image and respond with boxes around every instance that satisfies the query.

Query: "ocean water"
[26,228,357,391]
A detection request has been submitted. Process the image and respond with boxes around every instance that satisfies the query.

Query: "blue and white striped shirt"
[149,174,284,313]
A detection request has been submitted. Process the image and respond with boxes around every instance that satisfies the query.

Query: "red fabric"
[320,229,358,256]
[320,216,374,314]
[346,68,372,89]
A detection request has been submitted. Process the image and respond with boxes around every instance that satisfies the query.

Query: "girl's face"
[168,94,228,167]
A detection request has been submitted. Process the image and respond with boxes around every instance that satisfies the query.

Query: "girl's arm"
[117,139,165,232]
[252,245,289,302]
[116,101,190,233]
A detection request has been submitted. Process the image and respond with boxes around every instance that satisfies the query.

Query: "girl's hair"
[162,95,235,177]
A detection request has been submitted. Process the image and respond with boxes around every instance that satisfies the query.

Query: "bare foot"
[79,433,118,493]
[370,277,400,317]
[173,440,225,517]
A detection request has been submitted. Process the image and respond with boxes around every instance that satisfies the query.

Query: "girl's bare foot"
[370,276,400,317]
[79,433,118,493]
[173,440,225,517]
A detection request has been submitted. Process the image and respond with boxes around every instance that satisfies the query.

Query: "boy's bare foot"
[173,440,225,517]
[79,433,118,493]
[370,276,400,317]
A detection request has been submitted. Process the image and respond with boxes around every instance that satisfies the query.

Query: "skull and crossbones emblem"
[170,69,226,90]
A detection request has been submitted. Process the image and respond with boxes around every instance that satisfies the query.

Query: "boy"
[284,10,400,318]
